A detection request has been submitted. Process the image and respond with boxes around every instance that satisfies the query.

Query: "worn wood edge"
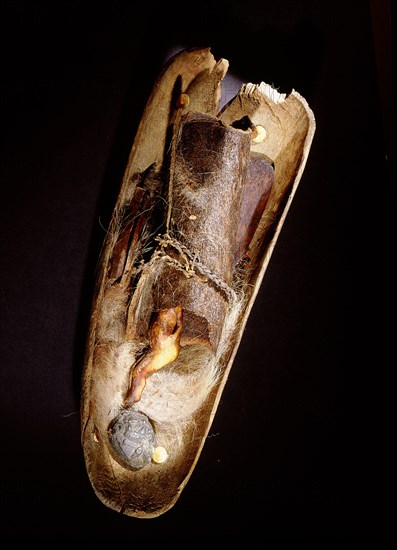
[81,47,229,518]
[212,87,316,410]
[80,48,316,519]
[166,86,317,513]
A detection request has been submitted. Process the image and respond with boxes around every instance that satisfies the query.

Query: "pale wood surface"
[81,47,315,518]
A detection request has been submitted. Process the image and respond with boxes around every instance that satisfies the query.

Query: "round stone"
[108,410,155,470]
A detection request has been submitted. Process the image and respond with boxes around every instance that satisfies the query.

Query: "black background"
[0,0,394,541]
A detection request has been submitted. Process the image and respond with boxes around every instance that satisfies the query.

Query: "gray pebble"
[108,409,155,469]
